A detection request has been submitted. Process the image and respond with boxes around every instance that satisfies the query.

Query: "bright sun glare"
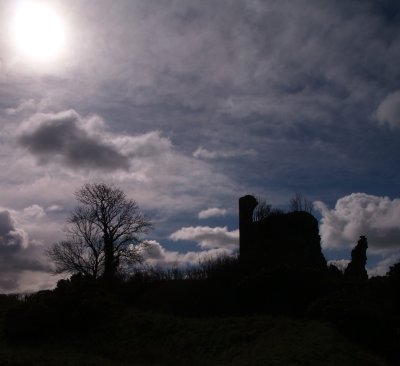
[12,1,66,62]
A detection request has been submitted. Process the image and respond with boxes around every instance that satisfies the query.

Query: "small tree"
[289,192,314,214]
[253,197,283,221]
[387,262,400,279]
[47,183,152,280]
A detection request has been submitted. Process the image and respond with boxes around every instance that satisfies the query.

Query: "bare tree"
[253,197,284,222]
[46,183,152,279]
[289,192,314,214]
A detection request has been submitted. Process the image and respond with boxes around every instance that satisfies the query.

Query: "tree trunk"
[103,234,115,280]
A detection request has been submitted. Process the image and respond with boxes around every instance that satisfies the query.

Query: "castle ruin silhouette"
[239,195,327,271]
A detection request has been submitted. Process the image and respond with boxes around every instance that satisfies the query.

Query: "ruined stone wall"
[239,195,326,271]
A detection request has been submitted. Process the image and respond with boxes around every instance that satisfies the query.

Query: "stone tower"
[345,236,368,281]
[239,195,258,267]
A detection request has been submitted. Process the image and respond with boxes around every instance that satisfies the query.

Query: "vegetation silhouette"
[0,192,399,365]
[46,183,152,280]
[289,192,314,214]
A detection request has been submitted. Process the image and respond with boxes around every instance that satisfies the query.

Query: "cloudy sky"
[0,0,399,292]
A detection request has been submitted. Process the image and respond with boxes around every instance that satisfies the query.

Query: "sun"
[12,1,66,62]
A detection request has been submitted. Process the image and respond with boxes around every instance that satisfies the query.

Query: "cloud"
[5,99,37,115]
[198,208,227,219]
[0,210,27,248]
[328,256,400,278]
[170,226,239,250]
[17,110,130,171]
[111,132,240,216]
[0,210,50,293]
[0,103,241,290]
[143,240,232,267]
[327,259,350,273]
[46,205,62,212]
[193,147,257,160]
[368,254,400,277]
[315,193,400,254]
[3,106,237,217]
[0,0,399,291]
[116,131,172,159]
[376,91,400,129]
[1,106,240,253]
[23,204,46,219]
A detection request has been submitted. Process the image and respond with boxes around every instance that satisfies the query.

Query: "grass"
[0,306,392,366]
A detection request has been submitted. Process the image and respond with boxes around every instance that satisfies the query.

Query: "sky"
[0,0,400,293]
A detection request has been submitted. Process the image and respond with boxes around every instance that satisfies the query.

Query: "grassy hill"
[0,260,398,366]
[0,300,392,366]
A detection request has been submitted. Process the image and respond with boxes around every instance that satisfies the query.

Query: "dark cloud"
[0,210,49,292]
[0,277,19,291]
[18,111,130,171]
[0,210,25,249]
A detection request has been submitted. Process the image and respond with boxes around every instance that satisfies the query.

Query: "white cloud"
[327,259,350,273]
[142,240,232,267]
[46,205,62,212]
[23,204,46,219]
[328,255,400,278]
[376,91,400,129]
[368,254,400,277]
[315,193,400,254]
[198,208,227,219]
[116,131,172,159]
[170,226,239,250]
[12,271,62,294]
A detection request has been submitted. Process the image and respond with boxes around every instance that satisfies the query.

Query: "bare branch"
[46,183,152,279]
[289,192,313,214]
[253,197,284,222]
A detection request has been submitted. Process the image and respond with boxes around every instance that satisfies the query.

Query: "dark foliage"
[4,275,121,343]
[2,254,400,363]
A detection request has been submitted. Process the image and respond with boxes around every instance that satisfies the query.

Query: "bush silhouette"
[4,276,121,343]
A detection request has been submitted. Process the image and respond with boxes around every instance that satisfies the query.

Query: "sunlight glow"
[12,1,66,62]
